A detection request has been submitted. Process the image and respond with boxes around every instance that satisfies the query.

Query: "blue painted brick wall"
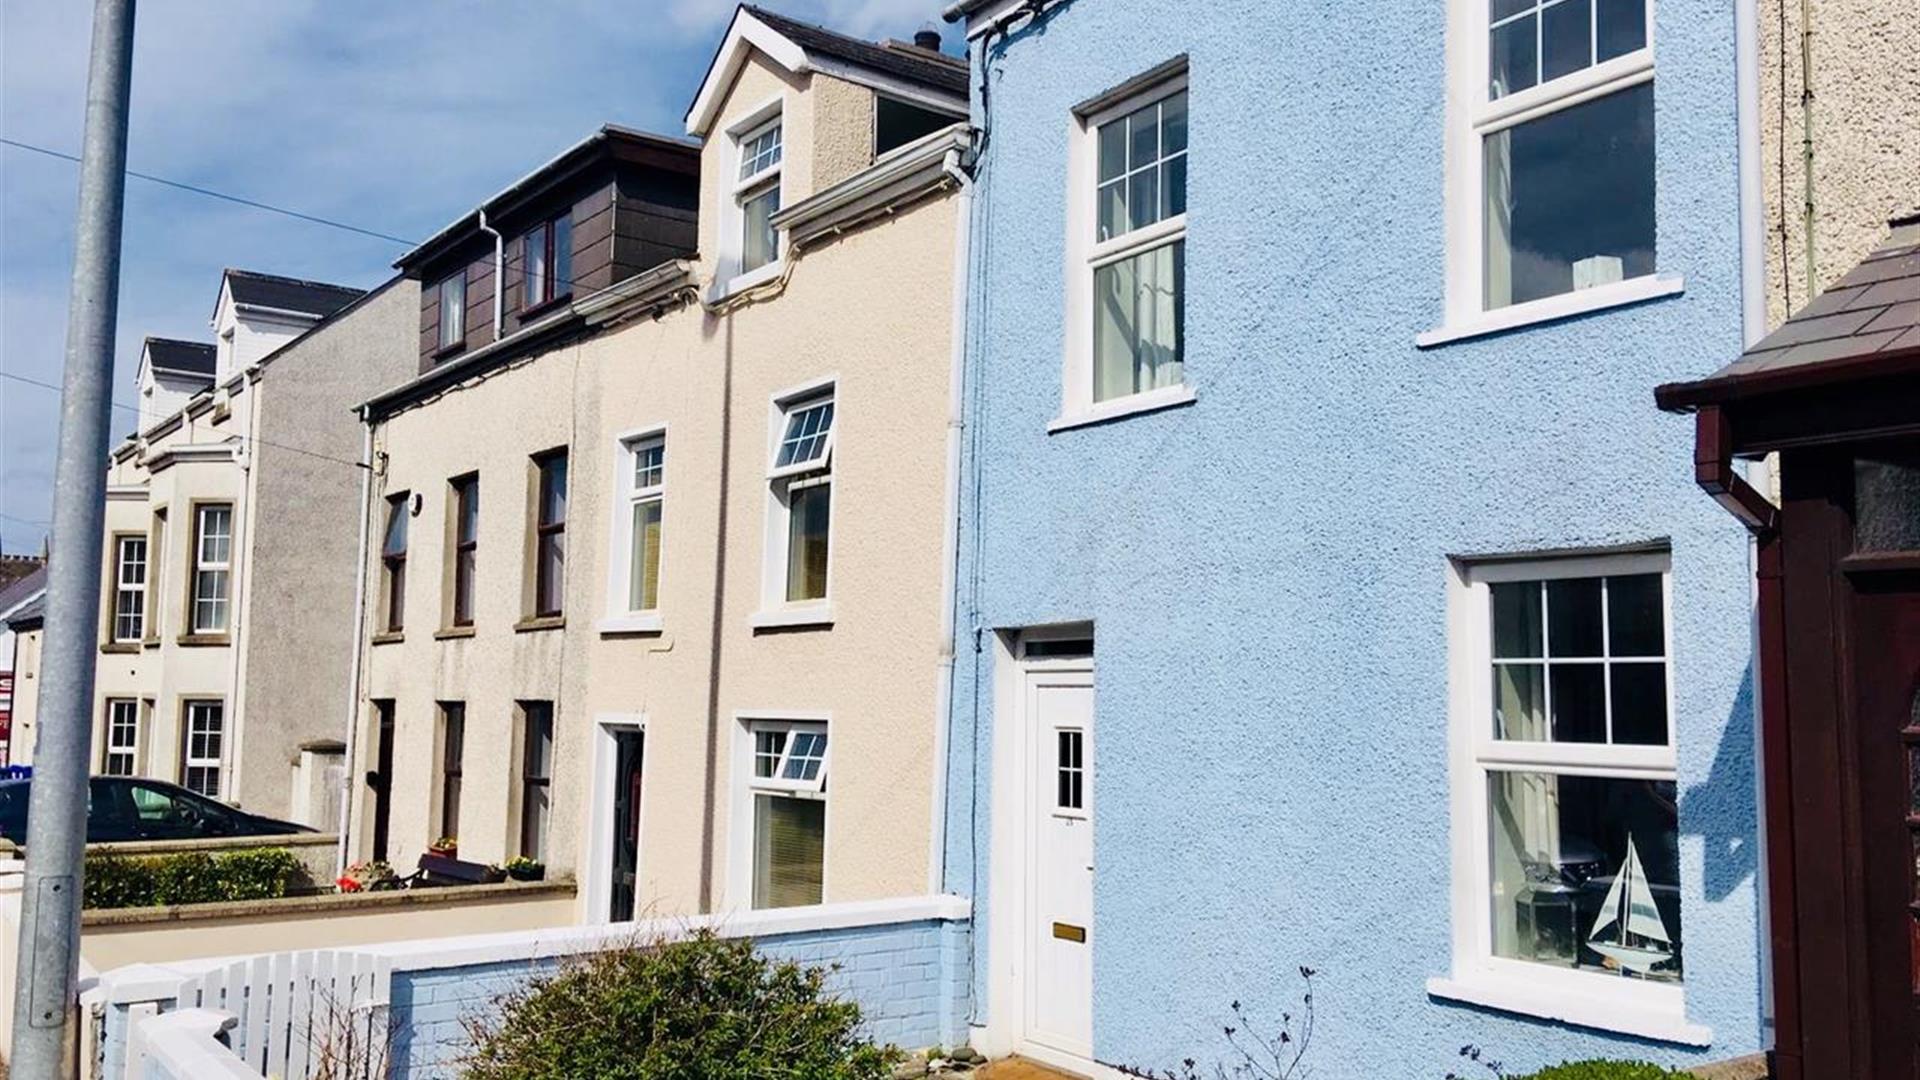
[388,918,971,1078]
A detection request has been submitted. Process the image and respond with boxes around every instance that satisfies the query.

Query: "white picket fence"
[125,949,391,1080]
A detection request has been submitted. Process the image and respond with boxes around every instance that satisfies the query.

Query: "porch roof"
[1657,211,1920,411]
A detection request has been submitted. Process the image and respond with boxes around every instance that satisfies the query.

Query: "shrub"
[461,929,899,1080]
[1113,967,1320,1079]
[82,847,306,909]
[1451,1047,1694,1080]
[1512,1065,1693,1080]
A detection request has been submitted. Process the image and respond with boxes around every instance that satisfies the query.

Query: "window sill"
[100,642,141,655]
[519,293,572,322]
[433,626,475,641]
[750,604,833,631]
[1426,974,1712,1047]
[1415,274,1686,349]
[514,615,566,634]
[1047,383,1196,434]
[431,341,466,361]
[713,261,783,303]
[175,633,231,648]
[369,631,405,646]
[142,637,161,650]
[598,612,664,636]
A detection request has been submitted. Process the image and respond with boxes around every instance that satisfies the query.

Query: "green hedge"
[1508,1063,1694,1080]
[83,847,308,909]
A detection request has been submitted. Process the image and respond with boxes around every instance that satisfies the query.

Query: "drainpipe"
[477,210,505,341]
[223,383,259,808]
[1732,1,1780,1040]
[1690,404,1798,1074]
[1735,0,1766,349]
[334,409,376,876]
[927,144,974,895]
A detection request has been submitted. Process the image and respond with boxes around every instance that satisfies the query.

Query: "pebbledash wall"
[942,0,1765,1076]
[99,896,971,1079]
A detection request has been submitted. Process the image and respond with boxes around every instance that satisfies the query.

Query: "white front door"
[1025,669,1094,1057]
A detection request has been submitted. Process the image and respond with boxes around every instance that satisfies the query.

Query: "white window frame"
[102,698,140,776]
[1431,548,1711,1045]
[728,711,831,911]
[1058,67,1194,433]
[601,425,668,634]
[182,699,225,799]
[191,503,232,635]
[718,96,787,298]
[753,377,836,629]
[1425,0,1678,347]
[112,535,147,643]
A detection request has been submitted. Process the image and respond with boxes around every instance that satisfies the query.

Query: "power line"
[1,136,419,247]
[0,368,366,470]
[3,134,642,297]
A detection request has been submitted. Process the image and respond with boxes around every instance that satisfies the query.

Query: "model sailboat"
[1586,836,1675,976]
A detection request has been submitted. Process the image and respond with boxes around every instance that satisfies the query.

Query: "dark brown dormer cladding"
[406,129,700,372]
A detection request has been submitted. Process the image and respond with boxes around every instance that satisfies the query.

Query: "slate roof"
[745,6,969,96]
[144,337,217,378]
[224,269,366,319]
[6,594,43,630]
[1659,212,1920,407]
[0,565,45,628]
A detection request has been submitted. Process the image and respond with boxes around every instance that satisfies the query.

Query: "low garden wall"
[98,894,973,1080]
[81,877,577,969]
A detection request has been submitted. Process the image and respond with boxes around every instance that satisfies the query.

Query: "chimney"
[913,26,944,52]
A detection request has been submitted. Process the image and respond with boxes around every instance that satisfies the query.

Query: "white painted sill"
[1048,383,1196,434]
[1416,274,1686,349]
[750,603,833,630]
[711,260,784,303]
[597,612,663,635]
[1426,974,1713,1047]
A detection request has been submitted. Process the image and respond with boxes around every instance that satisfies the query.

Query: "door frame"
[583,712,647,925]
[982,625,1111,1073]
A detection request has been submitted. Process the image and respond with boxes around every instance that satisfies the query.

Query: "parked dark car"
[0,776,314,845]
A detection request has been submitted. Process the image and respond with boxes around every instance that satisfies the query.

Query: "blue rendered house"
[938,0,1768,1074]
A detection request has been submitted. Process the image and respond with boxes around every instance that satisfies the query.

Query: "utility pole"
[9,0,136,1074]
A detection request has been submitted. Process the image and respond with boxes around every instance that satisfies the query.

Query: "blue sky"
[0,0,958,555]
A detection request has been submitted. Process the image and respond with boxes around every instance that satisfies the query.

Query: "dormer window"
[438,272,466,351]
[735,116,783,276]
[522,214,574,311]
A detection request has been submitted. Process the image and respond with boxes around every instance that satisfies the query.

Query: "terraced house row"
[15,2,1920,1078]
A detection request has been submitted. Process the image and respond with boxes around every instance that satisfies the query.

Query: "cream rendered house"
[9,270,419,828]
[351,6,970,924]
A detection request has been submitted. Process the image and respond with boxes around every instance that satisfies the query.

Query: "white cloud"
[0,0,958,552]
